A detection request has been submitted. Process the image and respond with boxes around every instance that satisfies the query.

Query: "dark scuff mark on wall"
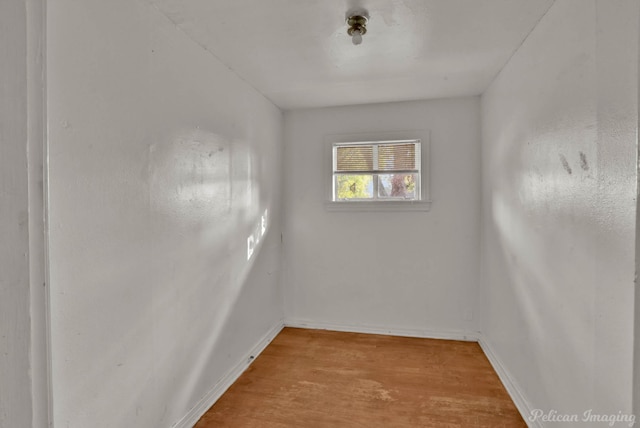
[579,152,589,171]
[559,154,572,175]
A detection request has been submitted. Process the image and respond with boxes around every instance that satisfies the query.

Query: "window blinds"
[335,142,417,172]
[378,143,415,171]
[336,145,373,171]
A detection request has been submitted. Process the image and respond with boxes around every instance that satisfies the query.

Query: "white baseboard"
[284,318,480,342]
[478,337,538,428]
[172,321,285,428]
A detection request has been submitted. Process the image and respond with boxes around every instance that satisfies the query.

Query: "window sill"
[324,200,432,212]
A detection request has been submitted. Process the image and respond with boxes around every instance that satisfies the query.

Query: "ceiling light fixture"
[346,14,368,46]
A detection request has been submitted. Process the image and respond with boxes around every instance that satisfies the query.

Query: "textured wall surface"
[47,0,284,426]
[481,0,638,420]
[283,98,481,337]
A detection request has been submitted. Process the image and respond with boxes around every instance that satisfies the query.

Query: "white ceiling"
[149,0,555,110]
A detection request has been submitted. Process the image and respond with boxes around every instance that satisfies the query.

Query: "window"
[325,132,430,211]
[332,140,421,201]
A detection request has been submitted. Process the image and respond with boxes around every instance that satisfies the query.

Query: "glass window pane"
[378,174,418,199]
[335,174,373,199]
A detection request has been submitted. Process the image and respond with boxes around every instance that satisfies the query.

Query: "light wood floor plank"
[195,327,526,427]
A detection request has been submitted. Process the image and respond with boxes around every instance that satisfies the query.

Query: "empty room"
[2,0,640,427]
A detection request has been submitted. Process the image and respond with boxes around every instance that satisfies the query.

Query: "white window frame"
[324,130,431,212]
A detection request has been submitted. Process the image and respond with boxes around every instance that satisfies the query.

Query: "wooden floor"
[195,328,526,427]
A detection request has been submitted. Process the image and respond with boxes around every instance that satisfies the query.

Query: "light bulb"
[351,29,362,45]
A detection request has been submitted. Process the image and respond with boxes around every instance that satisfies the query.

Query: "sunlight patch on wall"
[247,209,268,260]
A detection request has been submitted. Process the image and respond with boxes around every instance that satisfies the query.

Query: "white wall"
[283,98,481,337]
[0,1,47,426]
[481,0,638,421]
[47,0,284,426]
[0,1,32,427]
